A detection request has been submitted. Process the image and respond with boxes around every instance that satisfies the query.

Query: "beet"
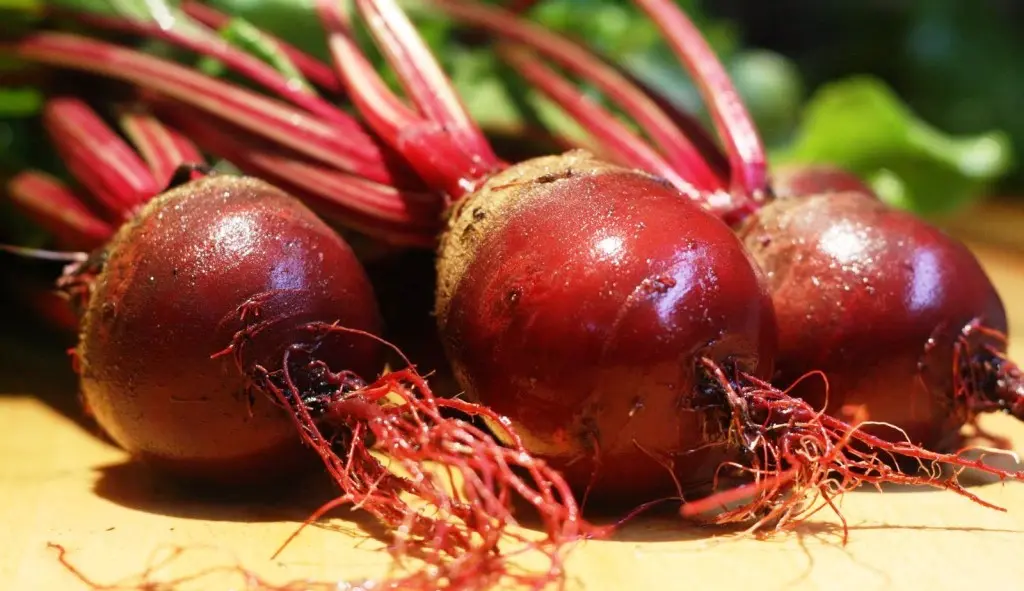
[437,153,775,501]
[75,175,383,484]
[613,0,1024,453]
[739,191,1019,449]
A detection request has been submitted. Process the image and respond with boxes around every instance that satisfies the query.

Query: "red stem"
[160,105,442,247]
[65,9,357,129]
[614,67,731,181]
[354,0,500,170]
[633,0,768,201]
[4,32,415,189]
[181,0,343,94]
[432,0,724,192]
[500,44,702,201]
[317,0,499,199]
[117,104,205,190]
[5,172,114,251]
[42,97,159,221]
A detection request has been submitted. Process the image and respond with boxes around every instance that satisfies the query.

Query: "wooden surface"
[2,224,1024,590]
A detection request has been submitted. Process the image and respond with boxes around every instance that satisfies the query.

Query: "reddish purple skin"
[78,176,383,485]
[739,191,1007,450]
[441,169,777,503]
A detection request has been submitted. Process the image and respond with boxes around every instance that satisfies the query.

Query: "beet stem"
[498,44,703,201]
[42,97,159,220]
[3,32,410,188]
[433,0,725,192]
[633,0,768,201]
[354,0,501,169]
[181,0,344,94]
[318,0,503,198]
[5,172,114,251]
[64,9,357,129]
[116,104,206,191]
[159,103,443,246]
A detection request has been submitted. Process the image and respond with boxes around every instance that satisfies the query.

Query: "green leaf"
[196,16,312,93]
[206,0,329,61]
[46,0,179,22]
[727,50,804,147]
[0,88,43,117]
[0,0,42,12]
[774,76,1013,215]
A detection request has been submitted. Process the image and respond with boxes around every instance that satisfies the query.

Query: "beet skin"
[76,176,383,485]
[740,191,1008,450]
[436,153,777,503]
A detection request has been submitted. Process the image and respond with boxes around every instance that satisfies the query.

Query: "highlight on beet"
[9,0,1023,550]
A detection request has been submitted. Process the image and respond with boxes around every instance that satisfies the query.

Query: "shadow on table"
[91,459,392,539]
[0,290,84,428]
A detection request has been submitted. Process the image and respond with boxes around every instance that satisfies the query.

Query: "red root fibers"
[683,357,1024,543]
[218,317,601,590]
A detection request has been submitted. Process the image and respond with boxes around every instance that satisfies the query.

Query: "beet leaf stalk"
[6,97,199,253]
[1,29,446,246]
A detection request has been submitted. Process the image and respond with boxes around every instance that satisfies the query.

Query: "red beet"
[738,191,1020,450]
[607,0,1024,453]
[438,153,775,501]
[75,175,383,484]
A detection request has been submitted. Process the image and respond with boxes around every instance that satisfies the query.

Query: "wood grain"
[2,238,1023,591]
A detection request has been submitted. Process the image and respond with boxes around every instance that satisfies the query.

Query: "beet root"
[436,152,778,504]
[739,190,1018,451]
[74,175,383,485]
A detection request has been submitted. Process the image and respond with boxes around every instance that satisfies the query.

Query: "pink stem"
[318,0,498,198]
[66,9,357,128]
[161,105,442,247]
[4,32,416,188]
[433,0,724,192]
[353,0,500,171]
[117,105,206,190]
[500,45,702,201]
[181,0,343,94]
[633,0,767,200]
[615,68,730,181]
[42,97,159,221]
[6,171,115,250]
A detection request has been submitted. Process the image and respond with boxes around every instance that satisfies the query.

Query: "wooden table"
[2,219,1023,590]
